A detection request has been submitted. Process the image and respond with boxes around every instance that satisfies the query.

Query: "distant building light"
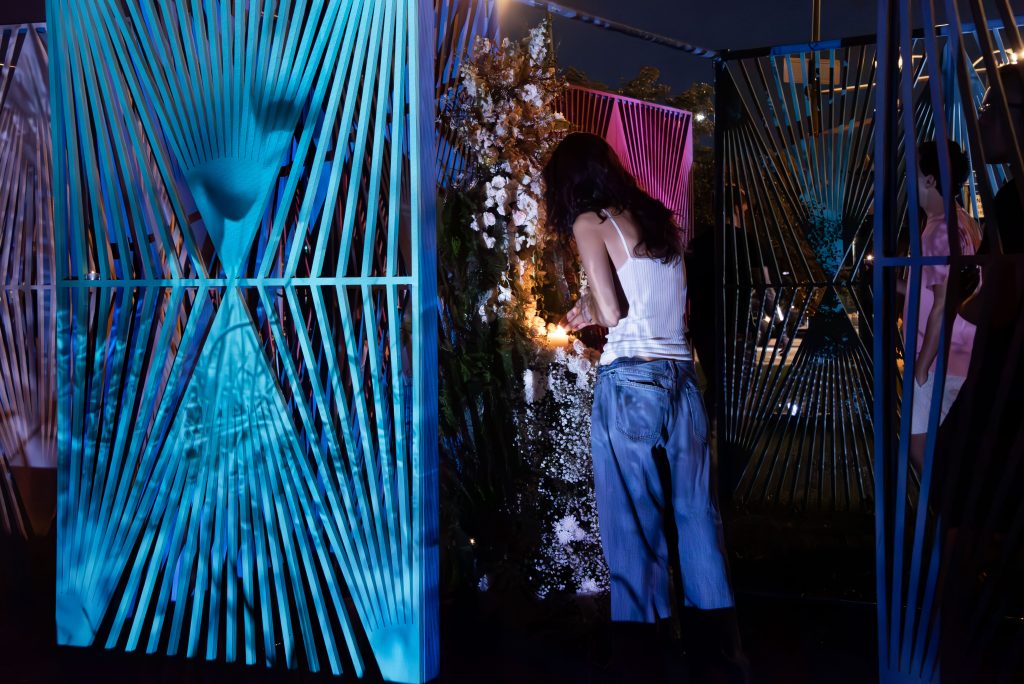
[695,112,707,122]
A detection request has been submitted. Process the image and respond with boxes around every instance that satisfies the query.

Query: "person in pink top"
[904,140,982,470]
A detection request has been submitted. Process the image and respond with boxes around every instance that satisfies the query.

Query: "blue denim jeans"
[592,358,734,622]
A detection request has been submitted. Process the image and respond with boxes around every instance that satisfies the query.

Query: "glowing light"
[547,324,570,345]
[695,112,707,122]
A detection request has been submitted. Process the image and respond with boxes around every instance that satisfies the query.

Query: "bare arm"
[562,213,622,330]
[914,280,947,386]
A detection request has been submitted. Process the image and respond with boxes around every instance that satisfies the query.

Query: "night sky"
[499,0,1021,94]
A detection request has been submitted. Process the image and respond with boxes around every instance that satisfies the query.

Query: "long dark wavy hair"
[543,132,682,263]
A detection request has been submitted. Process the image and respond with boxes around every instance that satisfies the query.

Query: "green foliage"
[617,65,672,102]
[436,191,535,594]
[667,82,715,137]
[564,66,608,91]
[691,147,715,232]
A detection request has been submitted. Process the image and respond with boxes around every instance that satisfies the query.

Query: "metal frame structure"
[718,7,1024,679]
[557,85,694,240]
[715,17,1022,515]
[48,1,439,681]
[435,0,499,187]
[715,35,882,513]
[873,4,1024,682]
[0,23,53,539]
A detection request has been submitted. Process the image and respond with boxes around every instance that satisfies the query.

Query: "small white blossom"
[482,211,496,227]
[483,234,496,249]
[478,575,490,592]
[554,515,586,546]
[520,83,542,107]
[523,369,535,404]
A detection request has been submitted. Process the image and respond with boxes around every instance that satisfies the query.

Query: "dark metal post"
[812,0,822,41]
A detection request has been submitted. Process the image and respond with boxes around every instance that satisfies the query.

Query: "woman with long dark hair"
[543,132,746,682]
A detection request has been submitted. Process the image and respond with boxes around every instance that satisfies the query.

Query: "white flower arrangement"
[450,19,609,600]
[451,18,569,320]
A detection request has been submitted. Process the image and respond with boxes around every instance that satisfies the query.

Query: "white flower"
[578,578,600,595]
[496,203,506,217]
[513,210,528,226]
[482,211,496,227]
[470,217,480,232]
[523,369,535,404]
[494,188,508,206]
[522,175,532,185]
[554,515,586,546]
[572,339,586,355]
[528,27,547,63]
[478,575,490,592]
[497,283,512,303]
[519,194,539,218]
[520,83,541,106]
[483,234,496,249]
[478,304,488,322]
[491,175,507,189]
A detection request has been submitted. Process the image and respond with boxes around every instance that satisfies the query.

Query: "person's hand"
[914,364,929,388]
[560,295,596,332]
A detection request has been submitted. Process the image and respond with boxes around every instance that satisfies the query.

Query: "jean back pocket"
[613,378,670,444]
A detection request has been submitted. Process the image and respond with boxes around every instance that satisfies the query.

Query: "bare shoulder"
[571,211,607,239]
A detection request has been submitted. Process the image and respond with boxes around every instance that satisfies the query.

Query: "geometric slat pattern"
[0,23,54,538]
[434,0,498,188]
[873,5,1024,682]
[717,18,1023,515]
[718,42,886,512]
[50,1,437,681]
[557,85,694,241]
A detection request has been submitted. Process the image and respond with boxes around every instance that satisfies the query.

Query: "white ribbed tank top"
[600,213,691,365]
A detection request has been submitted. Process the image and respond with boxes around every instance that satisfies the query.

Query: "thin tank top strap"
[605,212,632,260]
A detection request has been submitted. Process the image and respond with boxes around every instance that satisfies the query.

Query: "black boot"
[680,607,752,684]
[608,621,668,683]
